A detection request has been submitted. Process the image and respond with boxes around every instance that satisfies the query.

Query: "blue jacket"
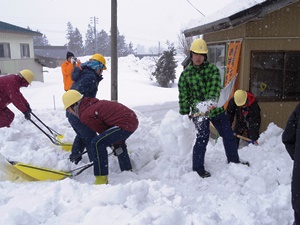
[71,65,103,98]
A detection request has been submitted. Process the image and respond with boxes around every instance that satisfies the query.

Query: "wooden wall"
[203,1,300,132]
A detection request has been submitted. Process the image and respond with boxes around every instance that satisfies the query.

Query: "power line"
[186,0,205,17]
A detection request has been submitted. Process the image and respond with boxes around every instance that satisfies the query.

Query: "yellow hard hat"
[234,90,247,106]
[62,90,83,109]
[190,38,208,54]
[90,54,107,70]
[19,69,34,84]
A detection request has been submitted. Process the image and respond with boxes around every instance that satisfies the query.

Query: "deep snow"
[0,54,295,225]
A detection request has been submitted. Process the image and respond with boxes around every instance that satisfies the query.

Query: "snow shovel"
[8,151,115,181]
[234,134,259,145]
[29,112,72,151]
[8,160,93,181]
[192,73,238,118]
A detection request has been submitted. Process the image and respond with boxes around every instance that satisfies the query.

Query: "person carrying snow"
[61,51,81,91]
[0,69,34,128]
[178,38,249,178]
[67,54,106,164]
[282,102,300,225]
[62,90,139,185]
[226,89,261,148]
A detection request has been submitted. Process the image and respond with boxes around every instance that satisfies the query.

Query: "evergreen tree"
[66,22,74,44]
[117,32,128,57]
[66,22,84,56]
[97,29,110,56]
[27,27,50,46]
[152,42,177,88]
[33,34,50,46]
[84,24,96,55]
[72,28,84,56]
[128,42,136,55]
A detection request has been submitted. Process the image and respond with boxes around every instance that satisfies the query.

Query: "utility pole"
[158,41,161,55]
[90,16,98,53]
[111,0,118,101]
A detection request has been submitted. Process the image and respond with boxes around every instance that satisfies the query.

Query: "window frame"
[20,43,30,58]
[0,42,11,58]
[250,50,300,102]
[207,43,227,86]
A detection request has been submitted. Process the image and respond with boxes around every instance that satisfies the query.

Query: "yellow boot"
[94,176,108,185]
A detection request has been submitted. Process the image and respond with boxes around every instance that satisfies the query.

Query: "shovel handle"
[30,112,61,136]
[29,119,60,145]
[235,134,259,145]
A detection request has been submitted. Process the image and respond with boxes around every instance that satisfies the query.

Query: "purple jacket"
[0,74,29,112]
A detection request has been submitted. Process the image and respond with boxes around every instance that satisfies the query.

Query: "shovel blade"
[60,143,72,151]
[57,135,72,152]
[9,161,71,181]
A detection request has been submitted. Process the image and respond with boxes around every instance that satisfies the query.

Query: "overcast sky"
[2,0,234,49]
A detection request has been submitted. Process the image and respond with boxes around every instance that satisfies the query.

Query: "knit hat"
[82,60,104,72]
[66,51,74,59]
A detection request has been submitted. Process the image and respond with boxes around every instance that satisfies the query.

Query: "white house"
[0,21,44,82]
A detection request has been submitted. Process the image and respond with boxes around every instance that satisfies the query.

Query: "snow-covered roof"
[184,0,298,37]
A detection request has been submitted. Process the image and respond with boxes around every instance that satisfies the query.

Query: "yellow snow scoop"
[7,151,118,181]
[0,154,37,182]
[30,112,72,152]
[8,161,93,181]
[57,134,72,151]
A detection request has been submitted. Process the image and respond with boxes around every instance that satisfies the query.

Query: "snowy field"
[0,54,295,225]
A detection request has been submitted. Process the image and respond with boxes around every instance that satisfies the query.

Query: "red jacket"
[0,74,29,112]
[78,98,139,134]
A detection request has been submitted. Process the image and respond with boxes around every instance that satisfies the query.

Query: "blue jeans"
[91,126,133,176]
[192,112,239,172]
[67,112,97,161]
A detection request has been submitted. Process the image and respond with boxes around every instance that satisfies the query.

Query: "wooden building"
[183,0,300,132]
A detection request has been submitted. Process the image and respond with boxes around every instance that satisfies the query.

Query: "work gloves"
[23,104,32,120]
[69,153,82,165]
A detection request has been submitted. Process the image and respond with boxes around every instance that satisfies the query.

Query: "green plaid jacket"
[178,61,224,118]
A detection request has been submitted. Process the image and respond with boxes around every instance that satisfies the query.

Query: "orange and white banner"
[224,41,241,86]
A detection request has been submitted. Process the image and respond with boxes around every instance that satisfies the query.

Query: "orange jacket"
[61,60,81,91]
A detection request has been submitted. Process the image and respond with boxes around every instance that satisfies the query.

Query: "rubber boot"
[94,175,108,185]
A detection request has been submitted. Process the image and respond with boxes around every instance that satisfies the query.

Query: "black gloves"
[69,153,82,165]
[23,104,32,120]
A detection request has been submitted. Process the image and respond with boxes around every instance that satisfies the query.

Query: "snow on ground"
[0,54,295,224]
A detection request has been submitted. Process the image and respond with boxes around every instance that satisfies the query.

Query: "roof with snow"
[184,0,299,37]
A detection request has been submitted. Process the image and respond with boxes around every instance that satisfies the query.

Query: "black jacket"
[226,92,261,140]
[282,102,300,215]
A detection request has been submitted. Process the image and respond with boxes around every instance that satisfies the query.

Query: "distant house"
[34,46,67,68]
[0,21,44,82]
[183,0,300,133]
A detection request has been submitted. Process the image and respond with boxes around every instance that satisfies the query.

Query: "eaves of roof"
[34,46,67,59]
[0,21,42,36]
[184,0,299,37]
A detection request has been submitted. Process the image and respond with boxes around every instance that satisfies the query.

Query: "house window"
[0,43,11,58]
[20,43,30,58]
[250,51,300,101]
[208,44,226,86]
